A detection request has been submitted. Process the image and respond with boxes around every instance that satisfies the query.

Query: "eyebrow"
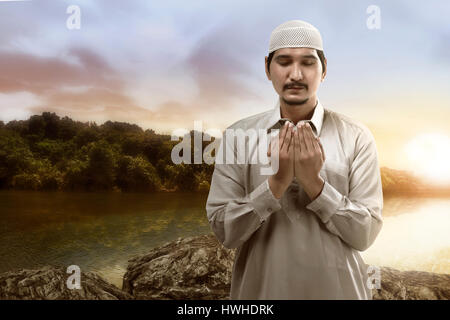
[275,54,318,60]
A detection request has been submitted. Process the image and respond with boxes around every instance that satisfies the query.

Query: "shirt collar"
[266,98,325,137]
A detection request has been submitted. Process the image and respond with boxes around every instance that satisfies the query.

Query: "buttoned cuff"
[250,179,282,222]
[306,181,344,223]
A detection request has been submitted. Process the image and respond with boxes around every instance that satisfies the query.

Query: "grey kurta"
[205,99,383,299]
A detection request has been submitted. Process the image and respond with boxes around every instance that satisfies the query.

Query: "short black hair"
[267,49,326,76]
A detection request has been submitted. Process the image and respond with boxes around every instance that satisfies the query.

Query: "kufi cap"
[268,20,323,54]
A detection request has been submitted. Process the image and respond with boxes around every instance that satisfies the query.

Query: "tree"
[28,115,45,137]
[74,125,100,148]
[42,112,60,139]
[0,132,34,188]
[63,159,89,191]
[172,163,197,191]
[122,133,144,157]
[83,140,118,191]
[59,116,80,141]
[116,155,161,192]
[5,119,28,136]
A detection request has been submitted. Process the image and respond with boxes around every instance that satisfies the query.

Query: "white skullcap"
[268,20,323,54]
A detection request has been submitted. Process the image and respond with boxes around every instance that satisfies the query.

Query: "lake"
[0,190,449,289]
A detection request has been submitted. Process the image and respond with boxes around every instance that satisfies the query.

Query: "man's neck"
[280,96,317,125]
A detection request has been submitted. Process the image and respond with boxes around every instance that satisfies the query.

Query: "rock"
[1,235,448,300]
[122,234,235,299]
[0,265,132,300]
[372,266,450,300]
[123,234,450,300]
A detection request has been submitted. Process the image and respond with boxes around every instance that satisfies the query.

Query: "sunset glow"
[404,133,450,185]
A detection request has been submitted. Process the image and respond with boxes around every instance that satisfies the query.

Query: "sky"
[0,0,449,180]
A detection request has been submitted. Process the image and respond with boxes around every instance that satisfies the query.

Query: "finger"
[294,125,300,155]
[282,123,293,153]
[286,124,294,153]
[306,123,320,153]
[317,137,326,162]
[278,121,289,150]
[304,123,314,152]
[270,122,286,156]
[269,134,278,157]
[299,123,308,153]
[288,133,295,159]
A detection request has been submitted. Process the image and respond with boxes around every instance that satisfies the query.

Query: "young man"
[206,20,383,299]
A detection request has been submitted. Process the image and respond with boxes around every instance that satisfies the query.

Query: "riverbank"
[1,234,449,300]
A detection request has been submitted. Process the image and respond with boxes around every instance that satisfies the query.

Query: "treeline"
[2,113,445,195]
[0,112,214,192]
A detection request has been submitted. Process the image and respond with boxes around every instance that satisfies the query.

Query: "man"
[205,20,383,299]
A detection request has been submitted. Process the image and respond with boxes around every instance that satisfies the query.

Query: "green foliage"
[171,163,197,191]
[81,140,118,191]
[0,113,215,192]
[74,125,100,148]
[116,155,161,192]
[195,170,211,193]
[63,159,89,191]
[36,160,64,190]
[33,139,69,165]
[0,132,34,188]
[11,173,41,190]
[122,134,145,157]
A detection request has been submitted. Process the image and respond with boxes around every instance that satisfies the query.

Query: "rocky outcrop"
[372,266,450,300]
[123,234,450,300]
[0,265,132,300]
[1,235,448,300]
[122,234,235,299]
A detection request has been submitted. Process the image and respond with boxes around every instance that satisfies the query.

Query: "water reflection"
[0,190,211,288]
[0,191,449,289]
[362,197,450,274]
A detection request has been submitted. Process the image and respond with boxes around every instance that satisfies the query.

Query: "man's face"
[265,47,325,106]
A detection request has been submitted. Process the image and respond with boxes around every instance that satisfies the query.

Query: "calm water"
[0,191,449,289]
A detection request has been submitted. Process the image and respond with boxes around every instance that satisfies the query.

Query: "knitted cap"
[269,20,323,54]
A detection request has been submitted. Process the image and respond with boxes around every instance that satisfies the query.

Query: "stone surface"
[372,266,450,300]
[1,234,448,300]
[122,234,235,299]
[123,234,450,300]
[0,265,132,300]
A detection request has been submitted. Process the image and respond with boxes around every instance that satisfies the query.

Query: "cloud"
[0,47,122,95]
[137,19,272,131]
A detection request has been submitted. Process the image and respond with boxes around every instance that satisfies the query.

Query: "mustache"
[285,82,308,90]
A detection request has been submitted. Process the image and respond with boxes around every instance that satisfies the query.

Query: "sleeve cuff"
[306,181,344,223]
[250,179,282,222]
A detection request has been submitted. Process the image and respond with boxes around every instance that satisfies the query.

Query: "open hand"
[267,121,295,199]
[293,122,325,200]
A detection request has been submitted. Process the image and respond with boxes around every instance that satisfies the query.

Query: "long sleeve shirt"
[205,98,383,300]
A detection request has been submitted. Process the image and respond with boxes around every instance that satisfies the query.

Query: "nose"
[289,63,303,81]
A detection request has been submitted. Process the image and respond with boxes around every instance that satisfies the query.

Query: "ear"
[321,57,327,82]
[265,56,271,80]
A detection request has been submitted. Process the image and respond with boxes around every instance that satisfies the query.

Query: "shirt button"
[267,207,273,213]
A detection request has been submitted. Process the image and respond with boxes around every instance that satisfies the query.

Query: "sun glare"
[404,133,450,185]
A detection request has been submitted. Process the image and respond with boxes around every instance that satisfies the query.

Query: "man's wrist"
[268,177,285,199]
[302,175,325,201]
